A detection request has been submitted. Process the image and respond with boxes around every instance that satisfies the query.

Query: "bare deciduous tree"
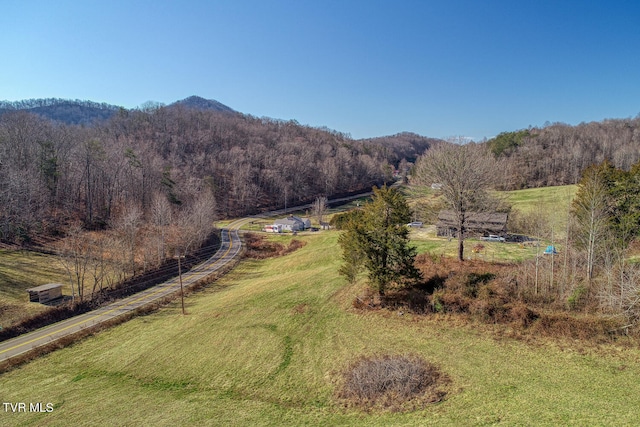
[413,142,496,261]
[312,196,328,226]
[112,205,143,276]
[175,190,217,255]
[150,192,173,263]
[571,165,611,283]
[58,223,90,301]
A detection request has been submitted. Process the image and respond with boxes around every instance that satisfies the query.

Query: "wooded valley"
[0,102,426,243]
[3,98,640,309]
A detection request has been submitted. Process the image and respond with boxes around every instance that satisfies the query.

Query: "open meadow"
[506,185,577,214]
[0,185,576,329]
[406,184,578,262]
[2,230,640,426]
[0,250,70,328]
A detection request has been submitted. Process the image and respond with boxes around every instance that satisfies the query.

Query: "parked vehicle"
[407,221,423,228]
[480,234,505,242]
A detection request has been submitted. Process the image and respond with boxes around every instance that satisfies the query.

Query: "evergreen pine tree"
[338,186,422,296]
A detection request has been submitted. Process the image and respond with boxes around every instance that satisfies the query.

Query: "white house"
[274,216,311,232]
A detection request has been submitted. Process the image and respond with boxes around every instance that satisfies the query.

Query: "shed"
[436,210,508,238]
[264,224,283,233]
[26,283,63,304]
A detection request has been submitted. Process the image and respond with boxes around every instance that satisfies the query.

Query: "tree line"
[487,117,640,190]
[0,98,121,112]
[0,106,414,245]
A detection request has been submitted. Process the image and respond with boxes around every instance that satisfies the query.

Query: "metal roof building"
[436,211,509,238]
[26,283,63,304]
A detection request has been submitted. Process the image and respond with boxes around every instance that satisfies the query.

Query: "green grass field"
[505,185,576,213]
[403,185,577,261]
[0,250,71,328]
[2,231,640,426]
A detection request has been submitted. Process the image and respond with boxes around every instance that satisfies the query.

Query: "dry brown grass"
[336,354,449,412]
[243,233,307,259]
[351,254,633,344]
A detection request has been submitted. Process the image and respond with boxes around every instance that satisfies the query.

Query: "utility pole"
[174,251,186,315]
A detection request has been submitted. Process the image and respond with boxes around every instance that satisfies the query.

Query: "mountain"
[0,96,236,125]
[0,98,122,125]
[169,96,236,113]
[358,132,446,163]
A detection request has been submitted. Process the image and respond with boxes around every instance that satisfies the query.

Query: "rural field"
[0,250,70,328]
[505,185,576,213]
[406,184,577,262]
[2,221,640,425]
[0,185,574,330]
[4,2,639,424]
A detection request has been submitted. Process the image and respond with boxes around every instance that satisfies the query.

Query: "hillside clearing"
[0,250,70,328]
[1,232,640,425]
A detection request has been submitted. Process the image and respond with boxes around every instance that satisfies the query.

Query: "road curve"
[0,190,372,364]
[0,218,249,363]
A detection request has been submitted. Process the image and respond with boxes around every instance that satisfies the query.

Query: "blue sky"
[2,1,639,140]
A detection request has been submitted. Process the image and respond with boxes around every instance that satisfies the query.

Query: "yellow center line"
[0,223,243,358]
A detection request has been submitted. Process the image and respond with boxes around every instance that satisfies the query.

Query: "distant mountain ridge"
[358,132,445,163]
[0,96,441,159]
[0,96,235,125]
[171,96,236,113]
[0,98,122,125]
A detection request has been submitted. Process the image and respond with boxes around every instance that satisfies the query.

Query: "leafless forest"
[0,107,401,242]
[491,117,640,189]
[3,100,640,299]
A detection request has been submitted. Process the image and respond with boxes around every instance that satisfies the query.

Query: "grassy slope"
[2,232,640,426]
[506,185,577,214]
[408,185,578,261]
[0,250,71,327]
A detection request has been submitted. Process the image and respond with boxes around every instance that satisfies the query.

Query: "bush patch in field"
[243,233,306,259]
[336,354,449,412]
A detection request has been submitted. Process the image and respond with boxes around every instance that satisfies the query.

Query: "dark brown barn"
[436,211,508,238]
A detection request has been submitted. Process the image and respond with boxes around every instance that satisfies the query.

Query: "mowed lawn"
[506,185,577,214]
[2,231,640,426]
[0,250,71,328]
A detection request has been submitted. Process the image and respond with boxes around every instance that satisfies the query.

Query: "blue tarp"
[544,245,558,254]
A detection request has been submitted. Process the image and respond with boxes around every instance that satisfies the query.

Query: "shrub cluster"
[353,253,632,342]
[243,233,306,259]
[337,354,448,411]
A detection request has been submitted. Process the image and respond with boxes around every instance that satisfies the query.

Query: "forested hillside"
[0,104,428,244]
[359,132,442,164]
[488,117,640,189]
[0,96,236,125]
[0,98,122,125]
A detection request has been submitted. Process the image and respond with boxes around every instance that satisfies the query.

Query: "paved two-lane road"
[0,190,374,364]
[0,219,248,363]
